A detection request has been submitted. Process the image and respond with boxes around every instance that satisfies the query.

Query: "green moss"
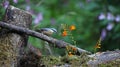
[39,55,63,67]
[39,53,90,67]
[39,53,120,67]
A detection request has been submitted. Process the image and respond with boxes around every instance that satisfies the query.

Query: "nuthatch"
[36,28,57,55]
[36,28,57,36]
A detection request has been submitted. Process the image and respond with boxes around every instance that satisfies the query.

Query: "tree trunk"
[0,5,32,67]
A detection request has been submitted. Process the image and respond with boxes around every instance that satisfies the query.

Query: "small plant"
[66,45,77,57]
[94,37,101,53]
[61,24,76,45]
[61,24,77,56]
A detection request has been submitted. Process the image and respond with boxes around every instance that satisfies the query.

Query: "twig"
[0,21,91,54]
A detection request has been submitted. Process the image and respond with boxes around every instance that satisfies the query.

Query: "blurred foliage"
[0,0,120,55]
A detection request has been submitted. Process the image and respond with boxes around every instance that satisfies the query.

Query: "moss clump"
[39,53,90,67]
[38,52,120,67]
[39,55,63,67]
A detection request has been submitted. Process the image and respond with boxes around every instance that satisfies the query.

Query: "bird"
[35,28,57,55]
[36,28,57,36]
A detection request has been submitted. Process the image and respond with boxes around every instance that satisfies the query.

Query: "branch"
[0,21,91,54]
[87,50,120,66]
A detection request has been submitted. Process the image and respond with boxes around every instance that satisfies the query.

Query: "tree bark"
[0,5,32,67]
[87,50,120,67]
